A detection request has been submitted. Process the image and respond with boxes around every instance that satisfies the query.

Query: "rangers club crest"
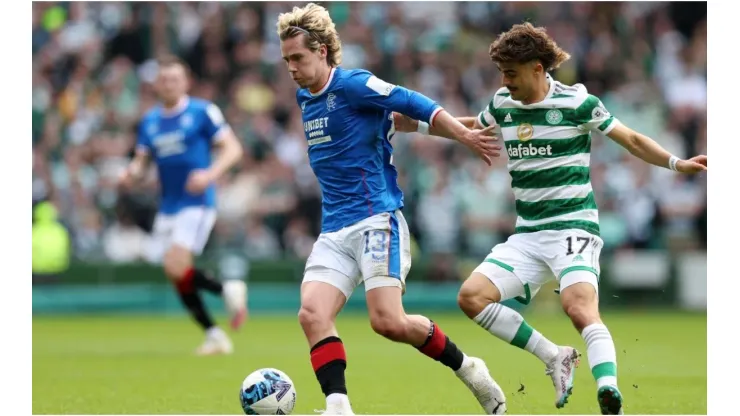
[326,93,337,111]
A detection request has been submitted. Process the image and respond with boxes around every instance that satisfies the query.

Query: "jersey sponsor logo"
[366,76,395,96]
[153,131,186,157]
[326,93,337,111]
[304,117,329,132]
[304,117,330,142]
[546,109,563,125]
[307,136,332,146]
[517,123,534,142]
[507,142,553,158]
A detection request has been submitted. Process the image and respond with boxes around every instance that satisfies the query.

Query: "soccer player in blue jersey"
[277,4,506,415]
[119,56,248,356]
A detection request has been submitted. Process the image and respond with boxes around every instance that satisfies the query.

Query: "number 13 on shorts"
[361,228,400,279]
[358,211,411,281]
[364,230,388,260]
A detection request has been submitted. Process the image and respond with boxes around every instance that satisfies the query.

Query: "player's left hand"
[676,155,707,174]
[391,112,418,133]
[186,169,216,195]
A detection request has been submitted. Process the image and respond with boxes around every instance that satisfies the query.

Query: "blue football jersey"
[298,67,442,233]
[137,97,229,214]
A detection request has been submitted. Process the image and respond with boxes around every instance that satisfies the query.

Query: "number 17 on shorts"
[552,232,603,285]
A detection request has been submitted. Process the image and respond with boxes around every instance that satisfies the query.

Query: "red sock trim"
[176,267,196,293]
[419,323,446,359]
[310,340,346,372]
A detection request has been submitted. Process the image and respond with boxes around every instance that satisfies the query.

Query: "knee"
[457,286,484,319]
[369,312,407,342]
[298,303,331,333]
[163,250,190,281]
[561,289,600,331]
[457,276,496,319]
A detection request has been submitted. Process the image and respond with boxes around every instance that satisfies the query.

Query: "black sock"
[192,269,223,295]
[418,321,465,371]
[177,290,215,330]
[439,337,465,371]
[310,336,348,396]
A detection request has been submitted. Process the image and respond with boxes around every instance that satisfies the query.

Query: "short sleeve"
[201,103,230,142]
[477,98,497,128]
[578,95,619,134]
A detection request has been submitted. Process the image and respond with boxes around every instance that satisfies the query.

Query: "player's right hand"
[463,125,501,166]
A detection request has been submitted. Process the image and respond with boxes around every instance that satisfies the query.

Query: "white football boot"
[319,394,354,415]
[223,280,248,330]
[456,356,507,414]
[195,327,233,356]
[545,346,581,408]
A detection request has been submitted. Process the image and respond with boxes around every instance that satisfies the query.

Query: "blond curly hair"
[276,3,342,66]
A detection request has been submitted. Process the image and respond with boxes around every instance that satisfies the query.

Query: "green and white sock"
[474,303,559,363]
[582,323,618,388]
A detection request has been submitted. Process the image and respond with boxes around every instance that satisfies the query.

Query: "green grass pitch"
[33,311,706,414]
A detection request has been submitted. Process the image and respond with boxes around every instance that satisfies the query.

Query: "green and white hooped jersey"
[478,74,619,237]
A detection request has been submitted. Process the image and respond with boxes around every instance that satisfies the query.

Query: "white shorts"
[473,229,603,304]
[144,206,217,263]
[303,210,412,299]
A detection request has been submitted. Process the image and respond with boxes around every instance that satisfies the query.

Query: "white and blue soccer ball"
[240,368,297,415]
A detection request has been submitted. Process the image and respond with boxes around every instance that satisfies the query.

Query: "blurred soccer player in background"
[119,56,248,356]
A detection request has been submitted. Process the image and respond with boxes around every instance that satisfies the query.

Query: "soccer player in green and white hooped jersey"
[393,22,707,415]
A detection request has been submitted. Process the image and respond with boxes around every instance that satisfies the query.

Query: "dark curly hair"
[489,22,571,72]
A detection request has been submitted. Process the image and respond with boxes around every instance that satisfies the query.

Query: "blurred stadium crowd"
[32,2,706,269]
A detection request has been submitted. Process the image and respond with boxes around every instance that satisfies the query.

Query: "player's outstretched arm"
[392,112,498,163]
[346,71,500,165]
[393,112,480,133]
[430,116,483,134]
[607,123,707,174]
[430,110,501,165]
[580,94,706,174]
[443,116,478,129]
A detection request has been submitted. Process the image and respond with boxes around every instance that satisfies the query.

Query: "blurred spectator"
[32,2,707,279]
[32,201,72,283]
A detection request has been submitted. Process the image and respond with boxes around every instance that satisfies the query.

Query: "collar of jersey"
[309,67,337,97]
[160,96,190,118]
[544,73,555,100]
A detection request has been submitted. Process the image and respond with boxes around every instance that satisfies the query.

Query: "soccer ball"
[239,368,297,415]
